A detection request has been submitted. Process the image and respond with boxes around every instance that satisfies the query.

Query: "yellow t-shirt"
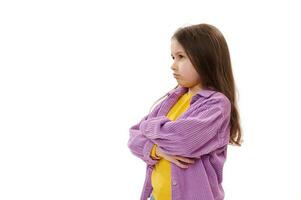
[150,91,193,200]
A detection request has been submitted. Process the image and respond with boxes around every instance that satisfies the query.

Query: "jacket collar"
[168,85,216,99]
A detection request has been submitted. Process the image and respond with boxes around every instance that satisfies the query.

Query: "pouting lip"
[173,73,180,76]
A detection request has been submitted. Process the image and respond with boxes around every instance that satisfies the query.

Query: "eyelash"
[172,55,183,60]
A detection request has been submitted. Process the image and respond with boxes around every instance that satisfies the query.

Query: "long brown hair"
[149,23,243,146]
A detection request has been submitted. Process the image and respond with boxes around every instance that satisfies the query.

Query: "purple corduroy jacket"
[127,85,231,200]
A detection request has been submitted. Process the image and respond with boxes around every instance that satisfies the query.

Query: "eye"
[171,55,183,60]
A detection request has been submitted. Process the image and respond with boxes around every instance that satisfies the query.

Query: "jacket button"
[172,181,177,186]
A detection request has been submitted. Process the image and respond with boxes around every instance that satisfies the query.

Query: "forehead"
[170,39,185,53]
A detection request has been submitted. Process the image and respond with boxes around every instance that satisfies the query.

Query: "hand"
[155,146,197,169]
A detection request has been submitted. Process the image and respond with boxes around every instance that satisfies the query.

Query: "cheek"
[179,68,189,77]
[178,61,189,75]
[180,62,196,76]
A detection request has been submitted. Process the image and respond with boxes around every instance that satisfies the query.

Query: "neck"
[188,84,203,97]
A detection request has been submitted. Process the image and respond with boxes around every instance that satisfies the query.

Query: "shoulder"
[197,91,231,115]
[210,91,231,106]
[204,91,231,116]
[148,94,169,116]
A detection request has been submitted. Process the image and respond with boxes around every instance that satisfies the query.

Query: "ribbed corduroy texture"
[128,85,231,200]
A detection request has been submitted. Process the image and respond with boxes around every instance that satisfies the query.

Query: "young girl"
[128,23,243,200]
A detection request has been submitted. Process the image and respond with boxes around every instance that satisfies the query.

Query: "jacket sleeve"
[139,98,231,158]
[127,100,165,166]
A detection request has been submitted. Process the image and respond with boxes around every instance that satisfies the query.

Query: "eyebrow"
[171,51,185,56]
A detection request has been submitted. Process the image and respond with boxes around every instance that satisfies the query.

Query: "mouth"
[173,73,180,77]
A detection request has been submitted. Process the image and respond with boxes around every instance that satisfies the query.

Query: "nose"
[171,61,177,72]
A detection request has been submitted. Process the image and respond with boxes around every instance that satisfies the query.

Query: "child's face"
[170,38,201,88]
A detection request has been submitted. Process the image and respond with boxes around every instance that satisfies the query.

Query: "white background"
[1,0,301,199]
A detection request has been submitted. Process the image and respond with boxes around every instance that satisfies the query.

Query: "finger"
[172,159,189,169]
[174,156,195,164]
